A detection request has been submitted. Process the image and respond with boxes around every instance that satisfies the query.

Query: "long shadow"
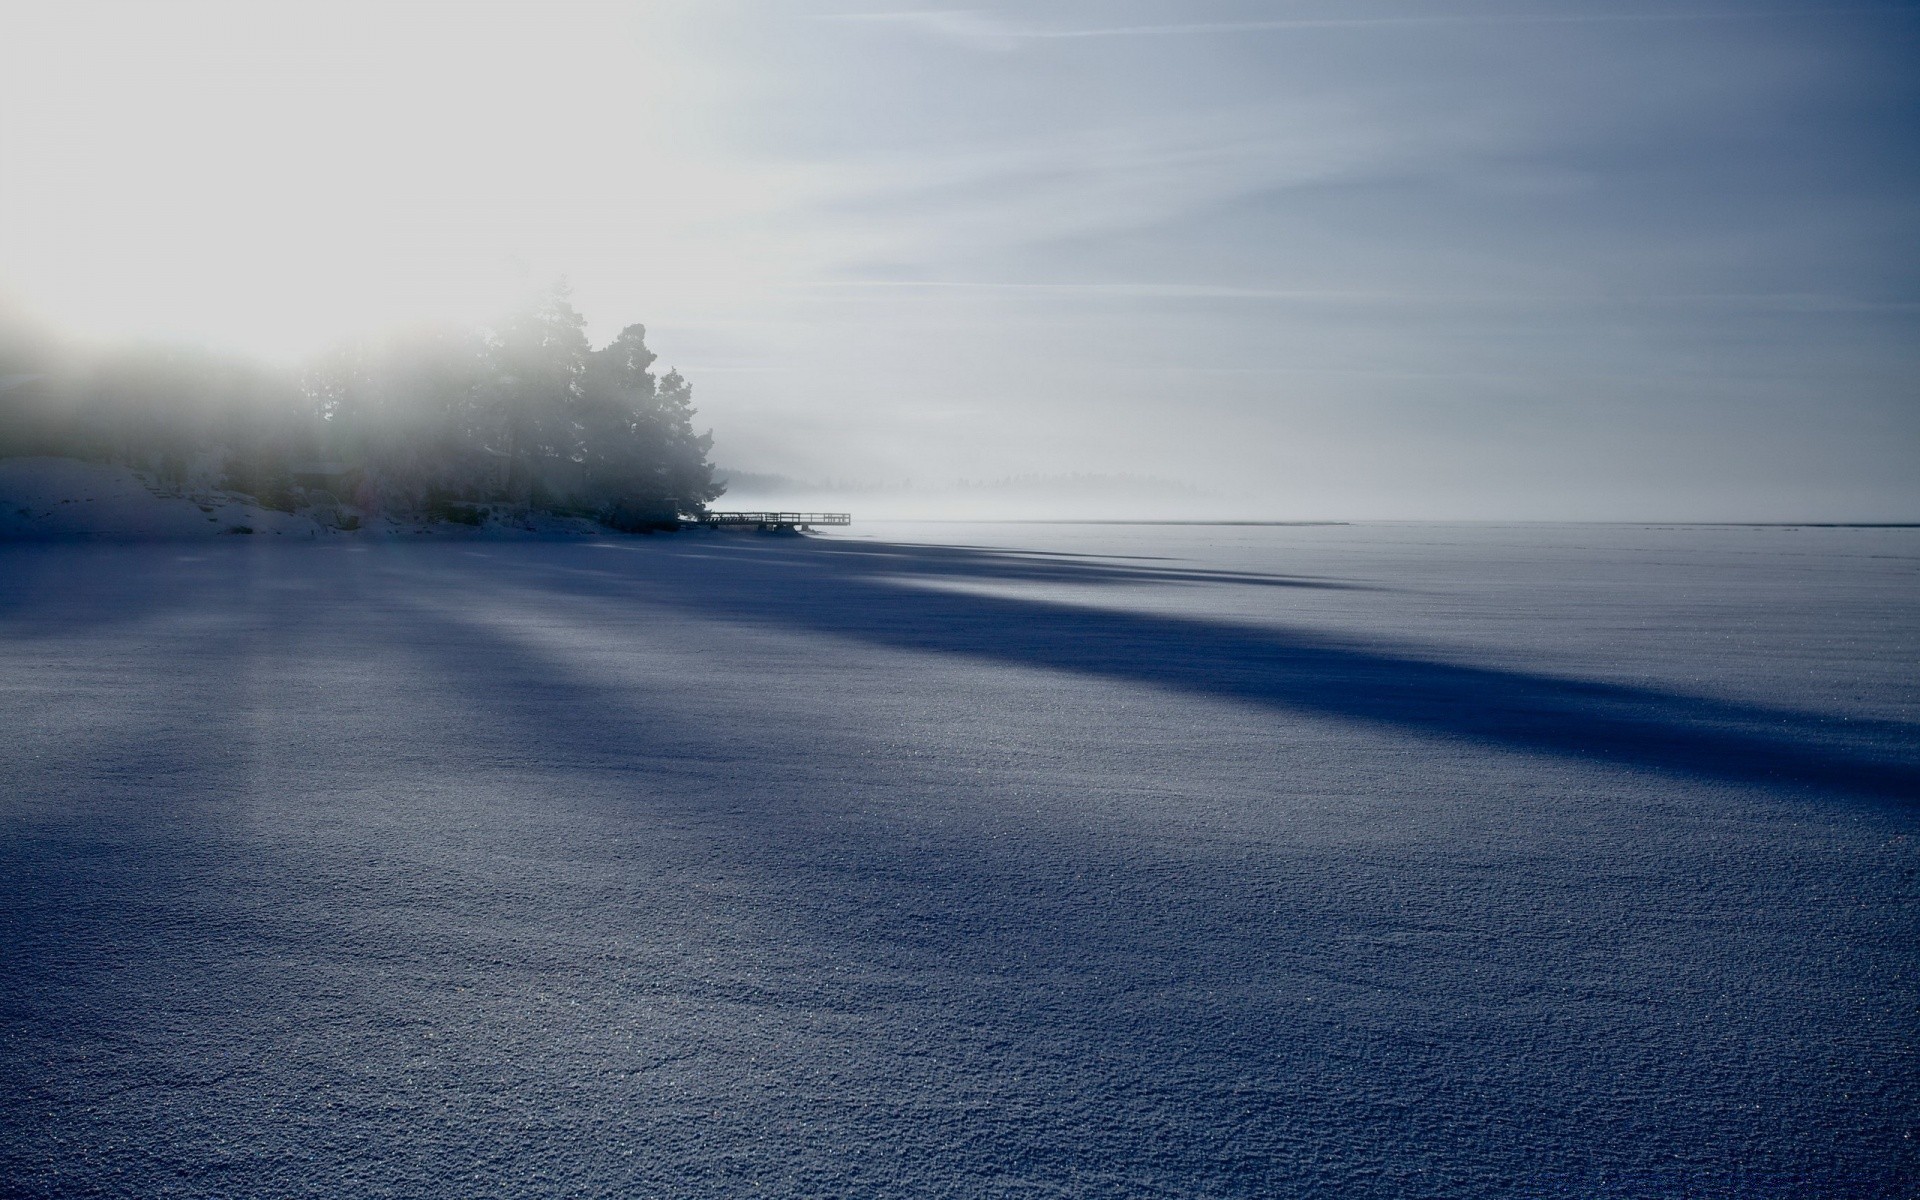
[376,551,1919,1195]
[488,536,1919,804]
[4,542,1915,1195]
[650,537,1367,590]
[3,536,1914,803]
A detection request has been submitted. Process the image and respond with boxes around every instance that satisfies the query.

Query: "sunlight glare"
[0,0,766,356]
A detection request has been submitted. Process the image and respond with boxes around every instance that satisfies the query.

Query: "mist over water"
[2,4,1918,1198]
[3,1,1916,520]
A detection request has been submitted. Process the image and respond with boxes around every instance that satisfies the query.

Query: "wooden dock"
[691,511,851,531]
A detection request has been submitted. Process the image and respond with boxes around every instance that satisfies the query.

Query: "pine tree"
[482,283,592,505]
[582,324,723,516]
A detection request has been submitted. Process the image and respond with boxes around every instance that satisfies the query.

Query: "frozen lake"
[2,522,1916,1197]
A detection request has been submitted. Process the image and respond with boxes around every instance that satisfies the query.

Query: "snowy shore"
[1,522,1915,1197]
[0,456,613,541]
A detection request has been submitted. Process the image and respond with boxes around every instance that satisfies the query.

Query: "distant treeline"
[0,286,723,527]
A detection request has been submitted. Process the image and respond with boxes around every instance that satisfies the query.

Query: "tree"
[480,283,592,505]
[581,323,724,515]
[0,284,725,529]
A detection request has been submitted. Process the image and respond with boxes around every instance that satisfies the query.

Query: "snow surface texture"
[1,523,1915,1198]
[0,456,326,540]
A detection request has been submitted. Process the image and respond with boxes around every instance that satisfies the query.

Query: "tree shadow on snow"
[501,536,1920,805]
[4,538,1914,1195]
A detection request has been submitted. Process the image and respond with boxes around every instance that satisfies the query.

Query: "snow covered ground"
[0,457,610,541]
[1,522,1915,1197]
[0,456,328,540]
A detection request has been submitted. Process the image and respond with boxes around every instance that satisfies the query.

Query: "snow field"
[0,523,1914,1197]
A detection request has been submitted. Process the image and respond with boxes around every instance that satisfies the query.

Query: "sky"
[1,0,1916,518]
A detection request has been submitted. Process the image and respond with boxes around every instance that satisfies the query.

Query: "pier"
[691,511,851,531]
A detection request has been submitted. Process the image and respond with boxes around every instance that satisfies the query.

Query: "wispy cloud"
[791,281,1920,313]
[818,6,1912,45]
[768,102,1422,273]
[815,9,1024,49]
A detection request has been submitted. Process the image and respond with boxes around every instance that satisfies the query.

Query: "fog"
[3,0,1916,519]
[4,9,1918,1191]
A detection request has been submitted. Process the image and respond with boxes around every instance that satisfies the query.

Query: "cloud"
[767,103,1422,274]
[785,281,1920,319]
[817,6,1913,46]
[813,10,1027,49]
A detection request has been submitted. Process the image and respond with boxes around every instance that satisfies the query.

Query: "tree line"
[0,285,724,527]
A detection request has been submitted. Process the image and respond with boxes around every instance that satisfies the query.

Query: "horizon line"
[836,518,1920,528]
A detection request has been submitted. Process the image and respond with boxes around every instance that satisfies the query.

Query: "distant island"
[0,285,723,533]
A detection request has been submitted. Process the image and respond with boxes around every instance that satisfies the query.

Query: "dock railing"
[689,511,851,530]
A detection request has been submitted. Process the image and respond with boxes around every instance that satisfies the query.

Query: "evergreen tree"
[582,324,723,515]
[1,284,723,528]
[481,283,592,504]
